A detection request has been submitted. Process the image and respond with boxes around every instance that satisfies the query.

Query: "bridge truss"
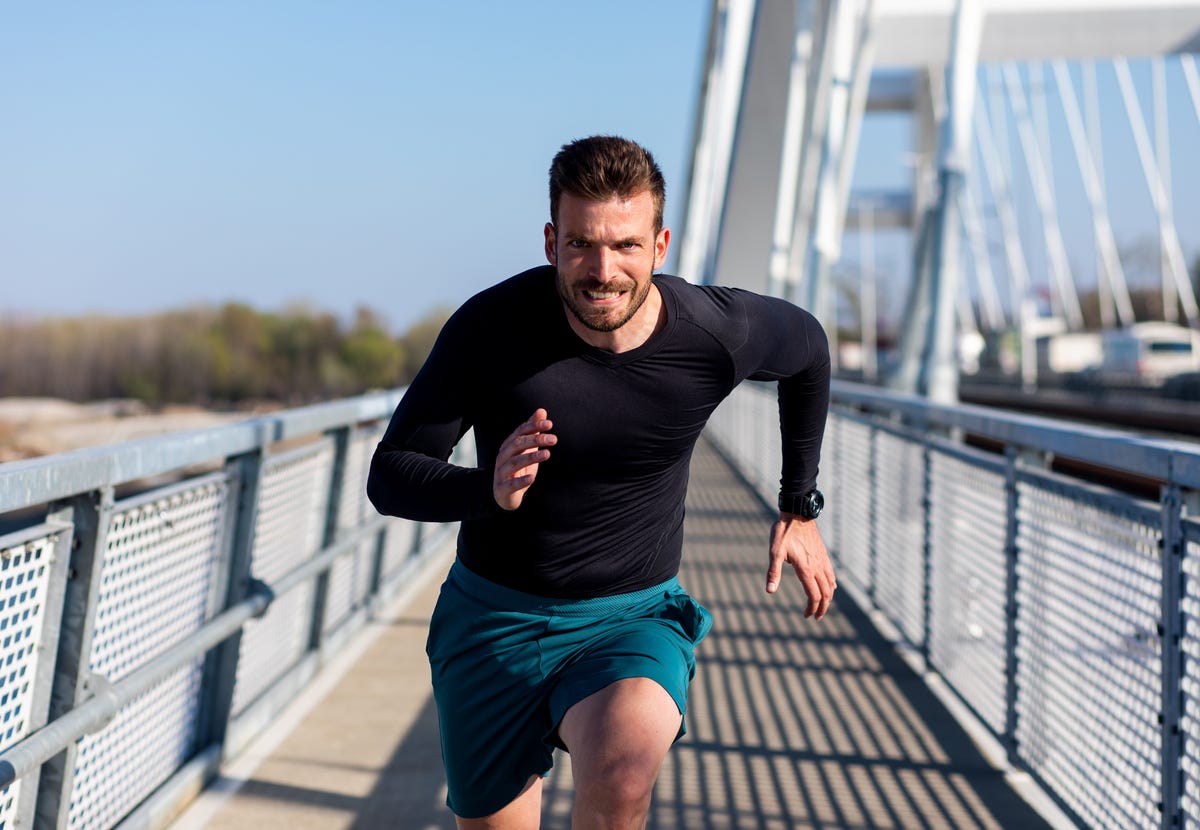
[679,0,1200,401]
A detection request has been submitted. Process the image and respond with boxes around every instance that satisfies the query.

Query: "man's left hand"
[767,514,836,619]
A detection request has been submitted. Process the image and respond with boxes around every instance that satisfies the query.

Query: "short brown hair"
[549,136,666,232]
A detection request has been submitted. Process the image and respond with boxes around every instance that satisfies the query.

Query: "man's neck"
[564,284,666,354]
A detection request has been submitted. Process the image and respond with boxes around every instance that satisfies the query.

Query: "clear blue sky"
[1,2,710,333]
[3,4,1197,335]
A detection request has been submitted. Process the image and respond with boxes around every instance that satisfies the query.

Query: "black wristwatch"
[779,489,824,520]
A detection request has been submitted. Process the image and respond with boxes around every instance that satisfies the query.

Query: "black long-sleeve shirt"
[367,266,830,598]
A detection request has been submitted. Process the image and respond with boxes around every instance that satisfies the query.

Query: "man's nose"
[589,247,617,281]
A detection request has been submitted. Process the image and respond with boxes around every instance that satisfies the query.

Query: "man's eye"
[568,240,589,248]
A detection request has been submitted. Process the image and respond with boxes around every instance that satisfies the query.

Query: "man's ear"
[654,227,671,270]
[544,223,557,266]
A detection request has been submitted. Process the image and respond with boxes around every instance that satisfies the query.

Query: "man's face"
[545,190,669,334]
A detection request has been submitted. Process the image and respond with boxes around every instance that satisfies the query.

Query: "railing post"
[195,444,267,754]
[867,425,878,604]
[310,426,351,649]
[8,519,75,830]
[1160,479,1185,830]
[35,488,114,830]
[1003,446,1021,767]
[920,442,933,665]
[368,527,386,599]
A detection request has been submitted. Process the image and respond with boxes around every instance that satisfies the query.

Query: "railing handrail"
[0,390,403,513]
[830,379,1200,487]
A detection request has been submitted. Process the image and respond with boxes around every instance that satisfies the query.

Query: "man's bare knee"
[576,753,658,809]
[560,678,680,828]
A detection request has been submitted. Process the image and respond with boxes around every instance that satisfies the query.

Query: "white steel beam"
[806,0,878,322]
[1114,57,1200,325]
[857,200,879,380]
[973,86,1032,329]
[785,0,837,303]
[677,0,756,285]
[960,184,1007,331]
[1003,63,1085,330]
[922,0,985,402]
[1153,56,1176,322]
[890,0,984,400]
[767,1,819,298]
[1050,60,1136,327]
[1184,55,1200,126]
[871,1,1200,67]
[709,0,799,293]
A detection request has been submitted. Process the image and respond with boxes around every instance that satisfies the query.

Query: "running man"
[368,135,834,829]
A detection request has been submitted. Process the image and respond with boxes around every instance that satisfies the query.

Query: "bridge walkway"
[171,437,1053,829]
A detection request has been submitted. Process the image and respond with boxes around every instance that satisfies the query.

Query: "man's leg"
[558,677,681,830]
[456,776,543,830]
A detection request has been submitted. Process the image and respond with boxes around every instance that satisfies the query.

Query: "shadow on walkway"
[196,437,1052,829]
[537,440,1051,829]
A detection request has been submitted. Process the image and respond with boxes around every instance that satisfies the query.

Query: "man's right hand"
[493,408,556,511]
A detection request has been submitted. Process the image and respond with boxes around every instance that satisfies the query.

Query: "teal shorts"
[425,558,713,819]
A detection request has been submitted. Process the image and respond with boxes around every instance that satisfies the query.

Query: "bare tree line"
[0,302,450,406]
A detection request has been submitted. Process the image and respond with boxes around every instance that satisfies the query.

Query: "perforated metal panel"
[325,429,380,633]
[325,540,372,634]
[68,476,228,830]
[340,426,381,532]
[755,394,782,506]
[829,415,873,595]
[709,385,778,506]
[232,441,333,715]
[872,430,926,646]
[1014,474,1162,830]
[380,518,418,581]
[1181,516,1200,828]
[927,449,1009,733]
[0,528,61,830]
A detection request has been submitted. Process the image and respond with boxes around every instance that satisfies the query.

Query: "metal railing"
[707,380,1200,830]
[0,391,459,830]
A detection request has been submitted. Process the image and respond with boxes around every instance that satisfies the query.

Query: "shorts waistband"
[447,558,680,617]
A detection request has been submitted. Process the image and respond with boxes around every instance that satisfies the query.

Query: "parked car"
[1097,323,1200,387]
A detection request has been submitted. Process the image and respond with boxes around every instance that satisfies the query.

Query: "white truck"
[1097,322,1200,386]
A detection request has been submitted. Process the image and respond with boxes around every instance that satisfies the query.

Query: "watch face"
[803,490,824,519]
[781,490,824,518]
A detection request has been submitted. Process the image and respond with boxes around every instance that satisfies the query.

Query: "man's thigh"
[426,573,556,820]
[544,591,712,746]
[426,563,712,818]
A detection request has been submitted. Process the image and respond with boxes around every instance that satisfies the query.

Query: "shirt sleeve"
[727,290,832,497]
[366,305,501,523]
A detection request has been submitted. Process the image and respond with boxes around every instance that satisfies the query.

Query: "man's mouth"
[583,289,625,302]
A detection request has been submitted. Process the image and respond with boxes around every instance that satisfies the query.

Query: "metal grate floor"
[178,437,1053,829]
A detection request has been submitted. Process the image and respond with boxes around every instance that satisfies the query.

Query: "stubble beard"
[556,270,653,333]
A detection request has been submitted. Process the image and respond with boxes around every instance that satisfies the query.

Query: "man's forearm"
[367,444,498,522]
[776,366,831,495]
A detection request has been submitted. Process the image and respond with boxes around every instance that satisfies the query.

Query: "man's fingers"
[799,571,821,618]
[765,550,784,594]
[500,412,556,458]
[493,410,555,511]
[497,448,550,482]
[509,432,557,453]
[798,565,835,620]
[520,408,552,434]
